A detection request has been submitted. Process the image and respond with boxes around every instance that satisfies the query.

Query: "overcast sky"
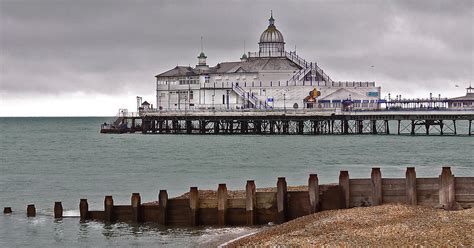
[1,0,473,116]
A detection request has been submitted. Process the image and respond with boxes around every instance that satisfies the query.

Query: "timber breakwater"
[5,167,473,227]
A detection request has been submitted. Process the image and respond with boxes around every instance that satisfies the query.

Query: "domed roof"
[259,13,284,44]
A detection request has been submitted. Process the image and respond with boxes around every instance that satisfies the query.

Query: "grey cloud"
[1,0,472,97]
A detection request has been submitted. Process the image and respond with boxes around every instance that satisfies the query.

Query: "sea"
[0,117,472,247]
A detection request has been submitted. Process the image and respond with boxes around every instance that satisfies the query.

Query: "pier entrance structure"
[122,110,474,136]
[155,13,381,111]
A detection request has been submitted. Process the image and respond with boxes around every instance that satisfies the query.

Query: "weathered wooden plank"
[349,178,371,185]
[350,196,373,207]
[382,189,406,197]
[198,208,217,225]
[227,208,246,226]
[456,194,474,202]
[256,192,276,209]
[416,178,438,184]
[349,184,372,192]
[349,190,372,197]
[383,195,406,204]
[455,182,474,190]
[228,198,246,209]
[142,205,159,222]
[199,198,217,208]
[416,183,439,191]
[88,211,105,220]
[287,191,310,220]
[455,187,474,194]
[256,208,277,225]
[382,178,405,185]
[382,183,406,191]
[454,177,474,184]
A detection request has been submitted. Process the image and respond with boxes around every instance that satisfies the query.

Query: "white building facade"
[155,14,382,111]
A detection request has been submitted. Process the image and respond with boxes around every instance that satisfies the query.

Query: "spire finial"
[269,10,275,26]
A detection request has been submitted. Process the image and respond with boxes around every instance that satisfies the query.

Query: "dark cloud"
[1,0,472,98]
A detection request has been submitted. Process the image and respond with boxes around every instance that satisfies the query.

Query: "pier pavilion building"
[154,14,382,111]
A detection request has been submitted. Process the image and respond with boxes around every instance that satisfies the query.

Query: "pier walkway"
[116,109,474,136]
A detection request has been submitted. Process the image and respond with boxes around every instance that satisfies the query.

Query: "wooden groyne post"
[308,174,319,213]
[4,207,12,214]
[245,180,256,225]
[405,167,417,205]
[217,184,228,226]
[79,199,88,221]
[27,204,36,217]
[371,168,383,205]
[131,193,141,223]
[104,196,114,222]
[339,171,350,208]
[276,177,287,224]
[189,187,199,226]
[54,202,63,218]
[158,190,168,225]
[439,167,455,209]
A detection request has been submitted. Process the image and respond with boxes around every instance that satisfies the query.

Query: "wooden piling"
[276,177,287,224]
[339,171,350,208]
[405,167,417,205]
[158,190,168,225]
[27,204,36,217]
[4,207,12,214]
[371,168,383,205]
[308,174,320,213]
[245,180,256,225]
[79,199,88,221]
[131,193,141,223]
[189,187,199,226]
[104,195,114,222]
[54,202,63,218]
[439,167,455,209]
[217,184,227,226]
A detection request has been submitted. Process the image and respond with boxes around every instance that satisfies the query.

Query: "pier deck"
[114,110,474,136]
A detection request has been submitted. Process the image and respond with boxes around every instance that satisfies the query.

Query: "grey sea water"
[0,117,472,247]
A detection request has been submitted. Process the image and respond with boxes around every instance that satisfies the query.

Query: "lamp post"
[283,93,286,113]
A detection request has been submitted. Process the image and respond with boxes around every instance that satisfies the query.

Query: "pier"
[112,110,474,136]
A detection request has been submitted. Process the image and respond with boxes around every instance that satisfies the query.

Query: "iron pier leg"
[298,121,304,135]
[397,120,401,135]
[469,120,472,136]
[440,120,443,135]
[270,120,275,135]
[372,120,377,134]
[385,120,390,134]
[214,121,219,134]
[411,120,415,135]
[453,120,457,135]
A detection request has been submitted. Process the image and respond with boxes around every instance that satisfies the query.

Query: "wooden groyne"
[71,167,472,226]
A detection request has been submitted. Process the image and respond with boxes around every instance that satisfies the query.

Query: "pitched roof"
[155,66,196,77]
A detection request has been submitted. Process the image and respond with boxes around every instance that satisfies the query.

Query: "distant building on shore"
[448,85,474,109]
[154,13,381,111]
